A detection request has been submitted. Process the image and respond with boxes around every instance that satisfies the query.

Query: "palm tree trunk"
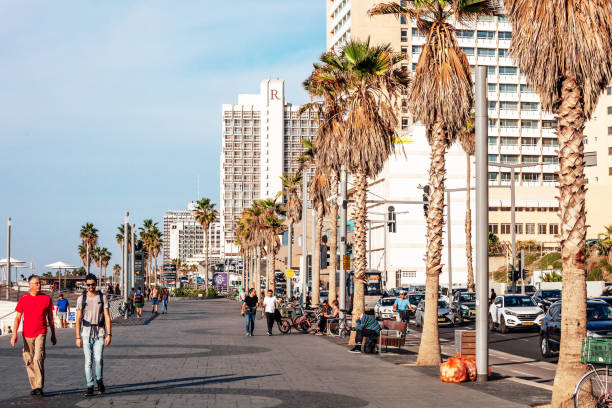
[349,170,368,345]
[550,77,588,408]
[312,205,323,307]
[270,247,277,294]
[255,251,261,297]
[204,230,209,291]
[417,119,446,366]
[328,178,339,304]
[287,222,293,298]
[465,153,475,293]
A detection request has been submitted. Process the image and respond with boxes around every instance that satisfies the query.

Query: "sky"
[0,0,326,276]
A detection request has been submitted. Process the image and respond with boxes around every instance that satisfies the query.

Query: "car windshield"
[587,304,612,321]
[381,298,396,306]
[504,296,536,307]
[409,295,424,304]
[438,301,449,309]
[459,293,476,302]
[320,291,328,297]
[541,290,561,298]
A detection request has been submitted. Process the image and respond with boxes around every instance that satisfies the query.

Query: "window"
[500,154,519,163]
[488,101,497,109]
[501,224,511,234]
[542,138,558,147]
[522,120,539,128]
[488,154,498,162]
[477,48,496,57]
[499,32,512,40]
[526,223,535,234]
[489,119,498,127]
[401,117,410,130]
[520,84,535,93]
[500,119,518,128]
[515,224,523,234]
[498,16,509,23]
[461,47,474,56]
[499,66,517,75]
[549,224,559,235]
[542,156,558,164]
[522,137,538,146]
[609,147,612,155]
[488,66,496,75]
[401,46,408,54]
[608,106,612,115]
[412,46,422,54]
[522,155,539,163]
[608,127,612,135]
[488,224,499,234]
[522,173,540,182]
[500,101,518,110]
[488,136,498,145]
[457,30,474,38]
[538,224,547,234]
[401,29,408,42]
[498,49,508,57]
[521,102,539,111]
[609,167,612,176]
[411,28,419,37]
[608,86,612,95]
[477,31,495,40]
[500,137,518,145]
[500,84,517,93]
[488,84,497,92]
[542,120,557,129]
[488,172,498,181]
[584,151,597,167]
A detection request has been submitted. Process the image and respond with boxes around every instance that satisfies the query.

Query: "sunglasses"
[86,283,97,287]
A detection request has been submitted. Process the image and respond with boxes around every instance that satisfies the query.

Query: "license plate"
[438,318,445,322]
[522,322,534,326]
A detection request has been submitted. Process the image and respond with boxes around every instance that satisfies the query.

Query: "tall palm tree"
[458,120,475,293]
[259,198,286,293]
[281,171,303,297]
[112,264,121,286]
[79,222,98,275]
[172,258,182,289]
[140,219,157,288]
[370,0,496,365]
[193,198,219,290]
[504,1,612,404]
[148,226,163,286]
[92,247,103,279]
[100,248,111,286]
[78,244,87,269]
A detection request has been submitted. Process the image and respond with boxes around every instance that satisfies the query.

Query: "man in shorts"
[56,294,70,328]
[150,286,159,314]
[10,275,57,396]
[133,287,144,320]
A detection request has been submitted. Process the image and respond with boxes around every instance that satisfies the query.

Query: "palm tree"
[193,198,219,290]
[458,120,475,293]
[148,226,163,286]
[79,222,98,275]
[92,247,103,279]
[370,0,495,365]
[78,244,87,269]
[281,171,303,297]
[112,264,121,286]
[101,248,111,286]
[260,198,286,293]
[504,1,612,404]
[172,258,182,288]
[139,219,158,288]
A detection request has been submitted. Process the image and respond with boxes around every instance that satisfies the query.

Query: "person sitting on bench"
[348,312,381,353]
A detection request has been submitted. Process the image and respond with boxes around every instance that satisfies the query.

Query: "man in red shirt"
[10,275,57,397]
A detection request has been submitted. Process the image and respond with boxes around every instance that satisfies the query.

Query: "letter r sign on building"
[270,89,280,100]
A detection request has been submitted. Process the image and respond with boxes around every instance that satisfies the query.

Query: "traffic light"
[320,245,329,269]
[387,206,396,233]
[346,242,353,255]
[423,185,430,218]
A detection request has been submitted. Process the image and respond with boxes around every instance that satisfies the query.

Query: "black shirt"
[244,295,258,308]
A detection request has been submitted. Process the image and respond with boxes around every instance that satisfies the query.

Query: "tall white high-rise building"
[220,80,317,256]
[162,202,222,266]
[326,2,566,288]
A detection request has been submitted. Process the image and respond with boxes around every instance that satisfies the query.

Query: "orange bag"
[460,356,477,381]
[440,353,467,383]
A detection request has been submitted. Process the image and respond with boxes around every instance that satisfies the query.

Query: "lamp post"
[300,173,308,306]
[6,217,11,300]
[123,212,129,311]
[131,224,135,291]
[488,162,543,294]
[339,166,348,320]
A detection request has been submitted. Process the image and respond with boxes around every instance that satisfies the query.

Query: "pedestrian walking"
[161,288,169,314]
[75,274,111,396]
[490,289,497,305]
[56,294,70,328]
[10,275,57,397]
[262,289,279,336]
[133,288,144,320]
[393,291,411,322]
[145,286,151,303]
[241,288,258,336]
[150,286,160,314]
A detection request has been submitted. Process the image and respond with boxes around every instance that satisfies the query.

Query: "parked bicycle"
[574,337,612,407]
[278,306,322,334]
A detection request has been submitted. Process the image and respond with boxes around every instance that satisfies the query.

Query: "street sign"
[343,254,350,270]
[285,269,294,278]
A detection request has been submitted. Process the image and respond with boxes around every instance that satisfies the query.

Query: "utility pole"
[131,224,136,291]
[339,166,347,318]
[300,173,308,306]
[287,224,292,298]
[447,191,453,305]
[475,66,489,382]
[6,217,11,300]
[311,207,316,302]
[520,249,525,295]
[123,212,129,314]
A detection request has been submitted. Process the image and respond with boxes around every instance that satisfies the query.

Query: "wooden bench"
[454,330,476,360]
[378,320,408,352]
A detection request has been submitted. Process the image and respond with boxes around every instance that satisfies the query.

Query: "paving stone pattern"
[0,298,538,407]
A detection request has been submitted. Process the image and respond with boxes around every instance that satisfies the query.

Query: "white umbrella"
[45,261,77,292]
[0,257,26,285]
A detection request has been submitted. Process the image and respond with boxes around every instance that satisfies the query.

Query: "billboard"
[212,272,228,287]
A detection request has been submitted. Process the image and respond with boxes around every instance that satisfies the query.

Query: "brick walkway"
[0,298,544,407]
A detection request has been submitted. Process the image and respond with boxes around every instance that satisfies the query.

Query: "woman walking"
[241,288,258,336]
[161,288,169,314]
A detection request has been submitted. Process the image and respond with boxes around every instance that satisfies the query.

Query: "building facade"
[220,80,316,256]
[162,202,222,266]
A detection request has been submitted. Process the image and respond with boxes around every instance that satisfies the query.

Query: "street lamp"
[488,162,543,294]
[6,217,11,300]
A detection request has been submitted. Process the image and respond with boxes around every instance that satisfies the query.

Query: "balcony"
[498,22,512,32]
[500,127,519,136]
[542,146,558,155]
[498,39,511,49]
[488,91,498,100]
[499,56,514,66]
[521,92,540,102]
[488,127,498,135]
[487,74,497,83]
[542,111,555,120]
[488,109,499,118]
[458,37,474,47]
[521,145,541,155]
[499,109,519,119]
[521,127,540,136]
[542,164,559,173]
[488,145,499,154]
[477,21,496,30]
[499,144,520,154]
[542,128,557,137]
[412,35,425,46]
[499,74,518,83]
[521,110,539,119]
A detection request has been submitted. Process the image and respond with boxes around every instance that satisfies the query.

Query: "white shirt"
[263,296,277,313]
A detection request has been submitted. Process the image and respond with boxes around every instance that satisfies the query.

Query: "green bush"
[588,266,603,281]
[538,252,561,270]
[207,288,218,297]
[525,253,539,267]
[173,287,208,297]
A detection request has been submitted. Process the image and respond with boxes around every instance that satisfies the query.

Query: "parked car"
[540,300,612,357]
[505,285,537,295]
[415,300,455,327]
[453,292,476,323]
[407,294,425,318]
[595,296,612,307]
[320,291,329,303]
[374,297,398,320]
[532,289,562,311]
[489,295,545,333]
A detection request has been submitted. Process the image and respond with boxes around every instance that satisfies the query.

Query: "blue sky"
[0,0,326,275]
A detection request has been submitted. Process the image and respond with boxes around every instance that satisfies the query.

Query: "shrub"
[207,288,218,297]
[538,252,561,269]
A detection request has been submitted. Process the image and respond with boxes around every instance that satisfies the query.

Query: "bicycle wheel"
[574,368,612,408]
[294,317,307,332]
[278,318,292,334]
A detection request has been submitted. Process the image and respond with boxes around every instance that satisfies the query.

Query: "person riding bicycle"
[348,312,381,353]
[393,291,412,322]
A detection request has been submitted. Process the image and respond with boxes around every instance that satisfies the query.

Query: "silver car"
[414,300,455,327]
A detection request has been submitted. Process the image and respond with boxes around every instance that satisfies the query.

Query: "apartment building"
[220,80,316,256]
[162,202,222,265]
[325,0,569,287]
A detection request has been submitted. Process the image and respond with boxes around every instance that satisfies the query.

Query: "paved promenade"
[0,299,548,407]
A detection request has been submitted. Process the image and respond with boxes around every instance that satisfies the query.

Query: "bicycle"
[326,310,352,338]
[278,305,319,334]
[574,338,612,407]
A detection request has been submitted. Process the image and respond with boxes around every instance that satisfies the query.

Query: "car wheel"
[499,316,508,334]
[488,314,496,332]
[540,335,553,358]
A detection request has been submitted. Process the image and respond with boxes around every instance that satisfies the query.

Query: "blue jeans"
[161,298,168,313]
[83,337,104,387]
[245,311,256,335]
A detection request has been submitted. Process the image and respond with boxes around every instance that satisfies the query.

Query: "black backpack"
[363,335,378,354]
[134,293,144,303]
[82,291,105,326]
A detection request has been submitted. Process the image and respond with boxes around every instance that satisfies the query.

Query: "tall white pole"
[339,166,347,318]
[123,212,129,309]
[300,174,308,305]
[6,218,11,300]
[311,208,316,297]
[287,224,292,298]
[475,66,490,381]
[447,191,453,305]
[131,224,136,290]
[510,168,517,294]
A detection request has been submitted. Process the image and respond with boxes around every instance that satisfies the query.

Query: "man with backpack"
[75,274,111,396]
[348,312,381,354]
[133,287,144,320]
